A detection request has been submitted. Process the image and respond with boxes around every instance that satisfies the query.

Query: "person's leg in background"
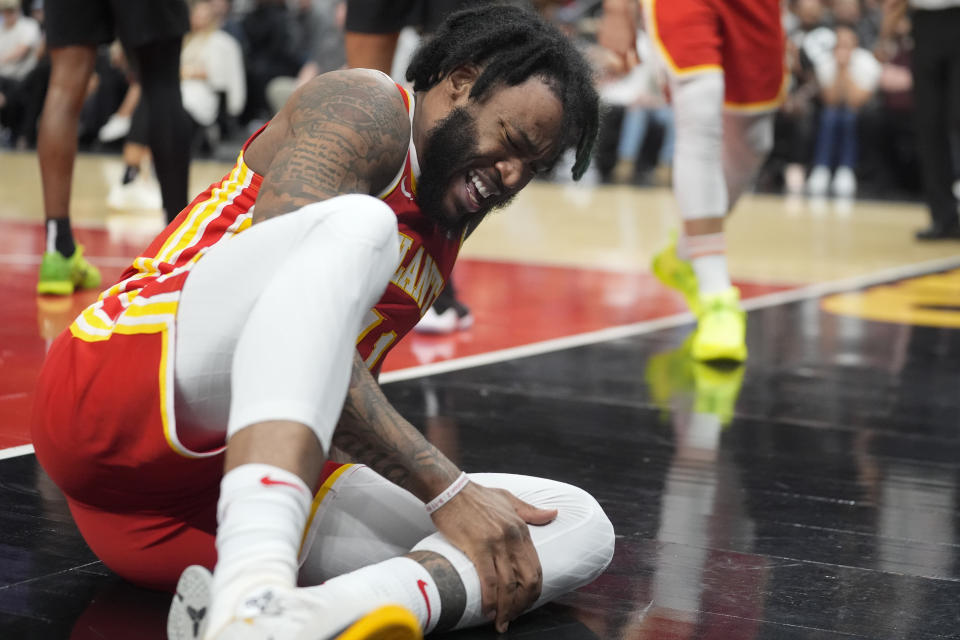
[946,14,960,213]
[36,45,103,295]
[343,0,411,73]
[105,102,163,212]
[651,105,675,186]
[611,105,651,184]
[831,106,858,198]
[911,10,960,239]
[652,71,749,362]
[806,105,839,196]
[128,37,191,224]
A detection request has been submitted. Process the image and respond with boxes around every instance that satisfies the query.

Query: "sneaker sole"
[691,340,748,363]
[327,605,422,640]
[37,280,75,296]
[168,565,212,640]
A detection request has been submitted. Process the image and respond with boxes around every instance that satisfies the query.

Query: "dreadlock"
[406,3,599,180]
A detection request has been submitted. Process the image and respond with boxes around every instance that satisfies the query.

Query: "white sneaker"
[414,304,474,335]
[784,163,805,195]
[168,565,422,640]
[107,179,163,211]
[831,166,857,198]
[98,114,132,142]
[806,165,831,197]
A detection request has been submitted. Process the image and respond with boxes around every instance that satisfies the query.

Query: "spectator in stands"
[180,0,245,136]
[0,0,42,147]
[603,28,674,187]
[240,0,300,123]
[833,0,880,50]
[265,0,345,114]
[770,0,829,193]
[106,0,245,211]
[806,25,881,198]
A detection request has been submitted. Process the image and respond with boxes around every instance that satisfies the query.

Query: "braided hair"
[406,3,599,180]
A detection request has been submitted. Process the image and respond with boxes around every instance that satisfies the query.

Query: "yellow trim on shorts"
[299,463,358,557]
[643,0,723,77]
[724,69,790,112]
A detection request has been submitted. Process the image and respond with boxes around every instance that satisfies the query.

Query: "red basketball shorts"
[31,331,224,591]
[643,0,786,109]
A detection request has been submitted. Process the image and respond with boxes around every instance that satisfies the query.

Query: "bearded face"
[415,106,518,236]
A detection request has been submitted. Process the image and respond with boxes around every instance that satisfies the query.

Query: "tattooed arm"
[244,69,409,222]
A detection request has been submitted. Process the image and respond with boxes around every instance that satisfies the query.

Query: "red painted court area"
[0,221,792,448]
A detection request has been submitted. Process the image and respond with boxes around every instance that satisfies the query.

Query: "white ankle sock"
[304,556,442,634]
[213,464,311,598]
[691,253,731,296]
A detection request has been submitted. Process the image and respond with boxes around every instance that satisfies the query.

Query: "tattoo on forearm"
[331,355,459,498]
[407,550,468,631]
[255,72,409,222]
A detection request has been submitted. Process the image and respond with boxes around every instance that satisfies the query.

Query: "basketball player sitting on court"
[31,6,612,640]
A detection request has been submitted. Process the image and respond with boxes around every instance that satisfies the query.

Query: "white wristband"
[425,472,470,514]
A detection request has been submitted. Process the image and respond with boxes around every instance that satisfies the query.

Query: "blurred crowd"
[0,0,950,202]
[0,0,345,158]
[593,0,932,201]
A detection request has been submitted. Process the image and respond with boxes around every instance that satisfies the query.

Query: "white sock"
[411,534,485,629]
[691,253,731,296]
[304,556,443,634]
[213,463,311,599]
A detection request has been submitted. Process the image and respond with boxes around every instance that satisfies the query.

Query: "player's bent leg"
[298,466,614,611]
[174,194,400,445]
[172,466,612,638]
[171,195,401,639]
[299,464,436,584]
[412,472,615,630]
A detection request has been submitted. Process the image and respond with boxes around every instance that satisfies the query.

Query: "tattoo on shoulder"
[255,72,409,222]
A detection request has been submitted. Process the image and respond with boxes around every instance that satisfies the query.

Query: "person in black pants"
[36,0,192,295]
[883,0,960,239]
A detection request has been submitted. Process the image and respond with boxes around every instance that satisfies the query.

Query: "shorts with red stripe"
[645,0,785,109]
[31,331,223,591]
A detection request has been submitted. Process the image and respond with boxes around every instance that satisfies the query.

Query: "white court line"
[380,253,960,383]
[0,444,35,460]
[3,253,960,460]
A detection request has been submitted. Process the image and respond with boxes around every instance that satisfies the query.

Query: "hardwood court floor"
[1,150,960,638]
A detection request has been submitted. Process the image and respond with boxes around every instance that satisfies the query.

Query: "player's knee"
[673,73,725,134]
[324,194,398,250]
[567,485,615,574]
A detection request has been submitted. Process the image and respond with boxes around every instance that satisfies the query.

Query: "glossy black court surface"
[2,288,959,639]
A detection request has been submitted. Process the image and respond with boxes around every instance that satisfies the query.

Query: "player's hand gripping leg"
[428,482,556,632]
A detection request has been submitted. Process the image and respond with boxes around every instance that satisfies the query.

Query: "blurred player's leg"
[36,45,102,295]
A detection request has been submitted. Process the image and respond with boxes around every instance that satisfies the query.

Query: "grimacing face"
[415,76,564,234]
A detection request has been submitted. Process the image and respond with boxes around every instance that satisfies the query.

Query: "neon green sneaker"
[691,360,745,426]
[651,231,700,315]
[691,286,747,362]
[36,245,102,296]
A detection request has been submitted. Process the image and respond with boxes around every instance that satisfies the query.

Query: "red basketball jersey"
[51,81,459,460]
